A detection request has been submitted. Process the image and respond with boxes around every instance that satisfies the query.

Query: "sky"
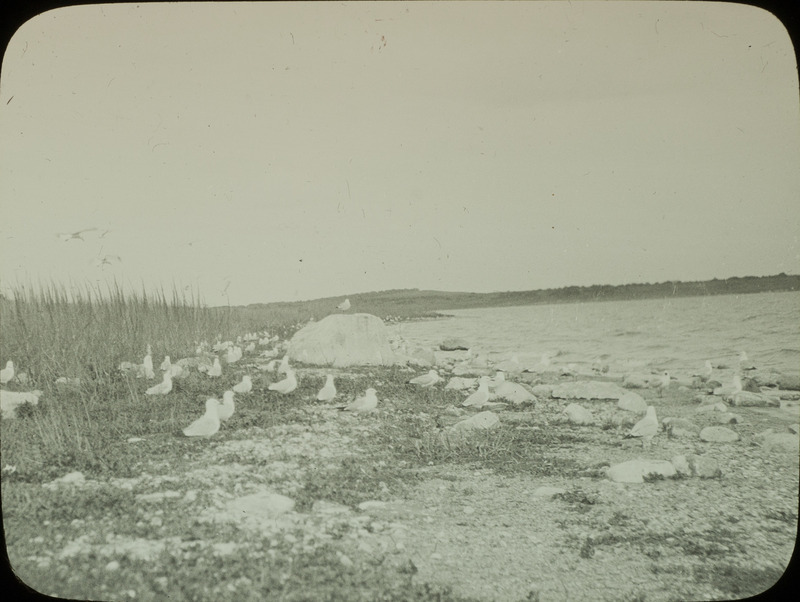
[0,1,798,306]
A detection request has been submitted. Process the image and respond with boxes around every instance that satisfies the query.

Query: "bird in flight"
[57,228,98,241]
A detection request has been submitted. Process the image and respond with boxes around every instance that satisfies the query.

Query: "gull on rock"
[0,360,14,385]
[627,405,659,448]
[232,375,253,394]
[217,391,235,421]
[409,369,441,388]
[145,372,173,396]
[269,369,297,394]
[337,298,351,311]
[462,377,491,408]
[340,388,378,413]
[317,374,337,402]
[183,398,221,437]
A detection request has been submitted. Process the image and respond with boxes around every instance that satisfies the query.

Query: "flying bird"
[627,405,659,448]
[183,398,221,437]
[269,369,297,394]
[0,360,14,385]
[340,388,378,413]
[57,227,97,241]
[233,375,252,394]
[337,298,351,311]
[316,374,337,402]
[217,391,235,421]
[409,369,441,388]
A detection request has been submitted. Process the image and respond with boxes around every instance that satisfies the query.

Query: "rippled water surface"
[387,291,800,376]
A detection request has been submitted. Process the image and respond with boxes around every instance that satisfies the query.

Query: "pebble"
[699,426,740,442]
[563,403,594,425]
[105,561,120,572]
[617,391,647,413]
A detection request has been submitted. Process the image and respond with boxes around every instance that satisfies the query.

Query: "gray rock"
[450,411,500,432]
[686,454,722,478]
[617,391,647,413]
[727,391,775,407]
[694,401,728,413]
[563,403,594,425]
[357,500,388,511]
[671,455,691,477]
[607,459,677,483]
[715,412,743,425]
[699,426,740,443]
[312,500,352,515]
[777,374,800,391]
[225,491,295,521]
[287,314,399,367]
[0,389,42,419]
[551,380,629,401]
[531,486,566,498]
[440,338,471,351]
[760,432,799,454]
[662,417,700,438]
[530,384,554,398]
[491,382,536,405]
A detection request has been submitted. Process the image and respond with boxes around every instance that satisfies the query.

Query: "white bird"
[738,351,756,371]
[462,377,491,408]
[692,360,714,382]
[261,358,279,372]
[225,346,242,364]
[245,342,256,353]
[489,371,506,390]
[316,374,337,402]
[269,369,297,394]
[207,358,222,377]
[277,355,291,374]
[183,398,221,437]
[217,391,235,421]
[713,373,743,396]
[341,388,378,413]
[0,360,14,385]
[145,371,173,395]
[233,375,253,394]
[160,356,172,371]
[627,405,659,447]
[650,371,671,397]
[337,298,351,311]
[409,369,441,388]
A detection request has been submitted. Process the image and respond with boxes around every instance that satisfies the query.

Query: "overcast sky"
[1,1,798,306]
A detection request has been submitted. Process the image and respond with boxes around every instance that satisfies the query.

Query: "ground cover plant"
[1,282,798,601]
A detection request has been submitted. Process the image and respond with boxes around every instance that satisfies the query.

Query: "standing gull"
[627,405,659,448]
[145,371,173,396]
[233,375,253,394]
[462,376,491,408]
[207,358,223,377]
[0,360,14,385]
[269,369,297,394]
[316,374,337,402]
[409,369,441,388]
[183,398,221,437]
[337,299,351,311]
[217,391,235,421]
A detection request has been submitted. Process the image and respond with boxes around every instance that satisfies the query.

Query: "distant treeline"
[241,273,800,324]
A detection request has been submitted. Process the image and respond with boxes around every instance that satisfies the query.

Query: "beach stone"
[607,459,676,483]
[551,380,629,401]
[491,382,536,405]
[408,347,436,367]
[662,417,700,438]
[693,394,720,405]
[440,338,470,351]
[0,389,42,419]
[760,432,799,454]
[445,377,477,391]
[686,454,722,478]
[777,374,800,391]
[563,403,594,425]
[671,455,691,477]
[530,384,554,398]
[287,314,399,367]
[225,491,295,521]
[727,391,775,407]
[617,391,647,413]
[622,373,650,389]
[531,486,566,498]
[715,412,743,425]
[357,500,388,511]
[451,411,500,432]
[700,426,740,443]
[694,401,728,413]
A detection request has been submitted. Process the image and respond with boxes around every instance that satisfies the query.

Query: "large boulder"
[287,314,400,367]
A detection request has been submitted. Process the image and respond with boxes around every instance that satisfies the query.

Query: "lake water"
[387,291,800,378]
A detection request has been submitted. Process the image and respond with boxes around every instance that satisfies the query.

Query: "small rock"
[357,500,387,511]
[607,459,676,483]
[226,491,295,520]
[105,560,120,572]
[563,403,594,425]
[440,338,470,351]
[760,432,799,454]
[699,426,740,442]
[450,411,500,432]
[694,401,728,413]
[126,437,144,443]
[662,417,700,438]
[686,454,722,478]
[531,486,566,498]
[617,392,647,413]
[777,374,800,391]
[312,500,352,515]
[727,391,774,407]
[530,384,554,398]
[715,412,743,425]
[671,455,691,477]
[338,553,354,567]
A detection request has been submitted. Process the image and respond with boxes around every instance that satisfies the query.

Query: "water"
[387,291,800,377]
